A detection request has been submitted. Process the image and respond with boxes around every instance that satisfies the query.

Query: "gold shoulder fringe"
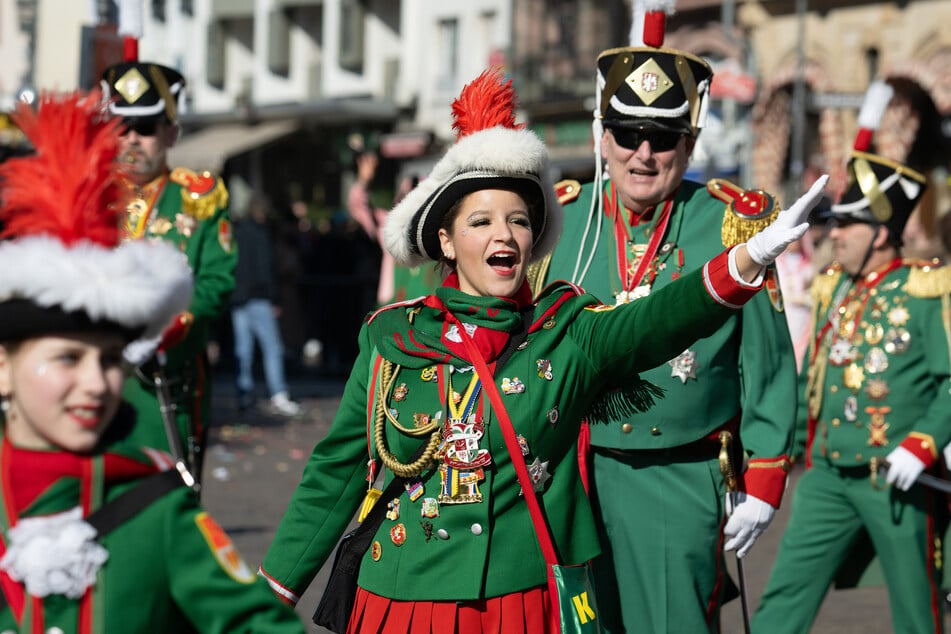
[904,259,951,298]
[810,265,842,314]
[707,179,780,247]
[178,177,229,221]
[527,253,553,298]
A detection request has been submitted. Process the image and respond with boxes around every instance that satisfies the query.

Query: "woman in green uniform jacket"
[0,93,304,634]
[261,69,827,632]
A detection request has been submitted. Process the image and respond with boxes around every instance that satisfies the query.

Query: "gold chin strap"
[600,52,638,119]
[853,156,892,223]
[674,55,699,129]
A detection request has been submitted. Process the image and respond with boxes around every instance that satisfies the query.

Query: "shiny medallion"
[528,457,552,492]
[543,316,556,329]
[405,478,425,501]
[421,498,439,518]
[864,379,890,401]
[385,498,400,521]
[547,407,559,426]
[437,464,484,504]
[668,349,698,383]
[501,377,525,395]
[174,213,197,237]
[393,383,409,402]
[883,328,910,355]
[887,305,910,326]
[865,406,891,447]
[421,366,437,382]
[844,395,858,422]
[828,340,858,366]
[863,347,888,374]
[390,523,407,546]
[536,359,553,380]
[413,413,431,429]
[843,363,865,391]
[148,217,173,236]
[864,323,884,345]
[517,434,530,456]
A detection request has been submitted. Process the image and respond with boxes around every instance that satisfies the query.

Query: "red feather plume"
[0,91,126,247]
[451,68,522,140]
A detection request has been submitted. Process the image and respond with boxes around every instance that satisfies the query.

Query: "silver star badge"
[527,457,551,492]
[668,349,698,384]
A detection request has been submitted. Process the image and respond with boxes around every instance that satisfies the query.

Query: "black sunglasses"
[120,118,162,137]
[608,127,684,152]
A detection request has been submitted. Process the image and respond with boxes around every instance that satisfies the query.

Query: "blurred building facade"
[0,1,946,218]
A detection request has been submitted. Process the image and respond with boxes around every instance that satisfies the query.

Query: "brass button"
[650,427,661,436]
[830,385,838,393]
[855,421,863,428]
[621,423,633,433]
[855,453,863,461]
[921,441,932,450]
[831,451,840,459]
[831,418,840,427]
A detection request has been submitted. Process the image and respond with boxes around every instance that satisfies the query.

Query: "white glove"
[122,334,162,367]
[745,175,830,266]
[723,492,776,558]
[885,446,926,491]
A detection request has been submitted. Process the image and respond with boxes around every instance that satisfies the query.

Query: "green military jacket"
[802,258,951,469]
[0,425,303,633]
[262,256,759,603]
[539,178,797,506]
[121,168,236,458]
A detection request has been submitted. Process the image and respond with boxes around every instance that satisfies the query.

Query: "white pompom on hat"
[0,91,192,343]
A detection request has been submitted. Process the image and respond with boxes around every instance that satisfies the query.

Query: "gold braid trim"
[527,254,552,298]
[806,335,830,422]
[904,259,951,298]
[810,266,843,314]
[373,358,442,478]
[805,269,839,421]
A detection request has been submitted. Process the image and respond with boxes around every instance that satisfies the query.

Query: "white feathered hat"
[383,69,562,267]
[0,92,192,342]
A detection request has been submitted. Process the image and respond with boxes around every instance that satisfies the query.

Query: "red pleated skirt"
[346,585,552,633]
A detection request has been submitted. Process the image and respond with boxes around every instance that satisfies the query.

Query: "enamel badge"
[669,350,698,383]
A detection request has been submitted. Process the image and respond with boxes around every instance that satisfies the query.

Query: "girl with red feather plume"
[261,68,825,633]
[0,92,305,632]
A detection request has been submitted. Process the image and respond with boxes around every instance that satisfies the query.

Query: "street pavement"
[200,373,951,633]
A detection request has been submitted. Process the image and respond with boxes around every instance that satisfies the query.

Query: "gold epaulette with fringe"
[904,258,951,298]
[555,179,582,205]
[170,167,229,221]
[810,265,843,314]
[707,178,780,248]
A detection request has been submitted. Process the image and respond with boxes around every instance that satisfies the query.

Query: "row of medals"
[827,281,910,446]
[616,242,699,384]
[376,363,555,550]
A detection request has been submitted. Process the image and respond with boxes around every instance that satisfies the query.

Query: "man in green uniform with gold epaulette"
[752,146,948,632]
[531,3,798,631]
[102,60,236,481]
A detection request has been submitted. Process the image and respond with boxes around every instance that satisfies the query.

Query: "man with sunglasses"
[752,151,948,633]
[101,61,236,484]
[529,9,799,632]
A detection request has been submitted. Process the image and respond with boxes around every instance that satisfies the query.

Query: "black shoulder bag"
[312,443,426,633]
